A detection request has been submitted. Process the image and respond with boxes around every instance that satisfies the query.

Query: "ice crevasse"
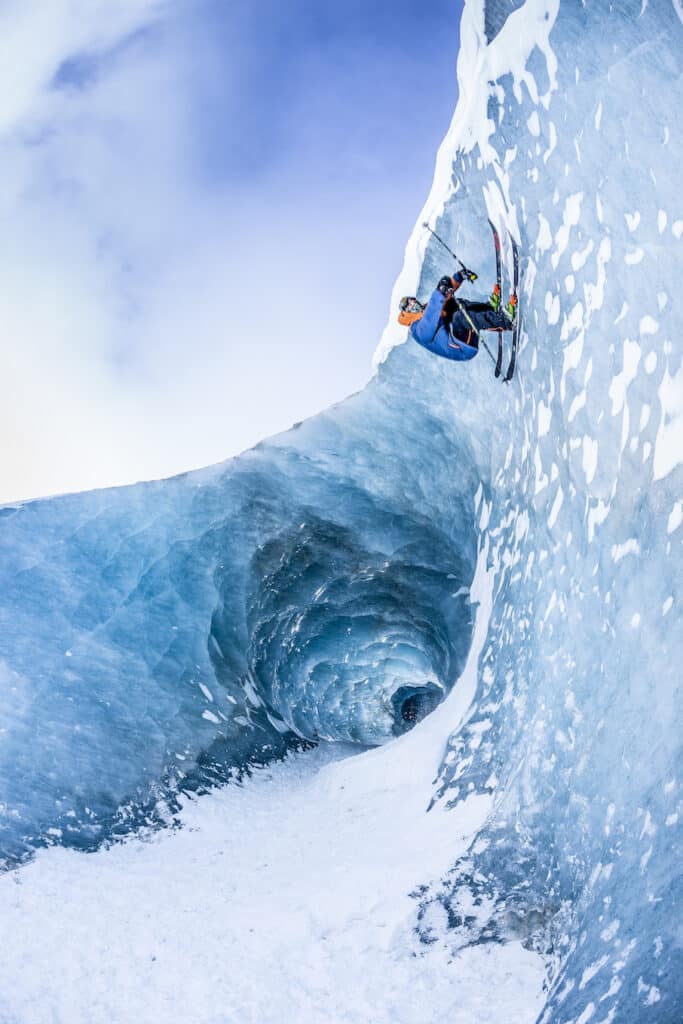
[0,1,681,1021]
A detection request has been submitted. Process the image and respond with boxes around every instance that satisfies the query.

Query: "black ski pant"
[450,301,512,344]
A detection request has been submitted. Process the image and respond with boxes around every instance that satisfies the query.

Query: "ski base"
[489,219,504,379]
[503,235,520,383]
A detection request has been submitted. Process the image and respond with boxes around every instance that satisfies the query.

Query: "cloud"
[0,0,459,504]
[0,1,189,501]
[0,1,380,503]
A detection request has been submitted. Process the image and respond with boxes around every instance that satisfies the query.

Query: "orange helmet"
[397,296,425,327]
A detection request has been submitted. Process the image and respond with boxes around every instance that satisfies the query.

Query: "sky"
[1,0,462,503]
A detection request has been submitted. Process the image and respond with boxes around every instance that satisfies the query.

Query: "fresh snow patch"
[537,213,553,251]
[611,539,640,562]
[614,303,628,325]
[639,316,658,335]
[654,363,683,479]
[582,436,598,484]
[608,339,641,415]
[667,500,682,534]
[625,247,644,265]
[571,240,594,271]
[0,743,548,1024]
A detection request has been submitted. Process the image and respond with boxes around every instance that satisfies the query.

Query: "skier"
[398,272,516,362]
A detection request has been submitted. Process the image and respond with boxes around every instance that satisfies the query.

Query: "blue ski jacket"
[410,287,478,362]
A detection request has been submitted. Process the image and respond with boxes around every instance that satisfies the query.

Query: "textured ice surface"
[0,1,682,1022]
[392,2,682,1022]
[0,395,477,859]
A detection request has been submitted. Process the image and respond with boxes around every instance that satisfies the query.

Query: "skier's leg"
[463,301,495,314]
[448,312,479,358]
[450,310,474,340]
[469,308,513,332]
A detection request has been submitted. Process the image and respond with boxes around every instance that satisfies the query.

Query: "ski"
[489,219,504,378]
[503,236,521,383]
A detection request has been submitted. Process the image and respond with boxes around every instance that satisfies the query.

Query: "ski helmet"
[398,296,425,327]
[399,296,424,314]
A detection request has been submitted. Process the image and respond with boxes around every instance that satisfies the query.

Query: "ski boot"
[505,293,518,322]
[489,283,501,312]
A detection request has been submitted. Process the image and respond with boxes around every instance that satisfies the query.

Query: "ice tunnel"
[0,1,681,1022]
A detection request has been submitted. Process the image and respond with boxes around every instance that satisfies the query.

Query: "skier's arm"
[437,272,466,296]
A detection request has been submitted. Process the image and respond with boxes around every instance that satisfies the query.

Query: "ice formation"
[0,1,681,1021]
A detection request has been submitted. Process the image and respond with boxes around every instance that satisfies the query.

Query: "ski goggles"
[399,296,425,314]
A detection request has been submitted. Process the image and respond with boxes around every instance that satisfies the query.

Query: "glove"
[438,270,474,295]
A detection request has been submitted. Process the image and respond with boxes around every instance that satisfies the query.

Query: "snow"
[0,547,547,1024]
[608,339,641,416]
[545,290,561,324]
[639,315,658,336]
[667,501,682,534]
[537,213,553,251]
[611,539,640,562]
[571,240,594,272]
[552,192,584,269]
[0,744,545,1024]
[654,363,683,479]
[0,745,544,1024]
[582,436,598,484]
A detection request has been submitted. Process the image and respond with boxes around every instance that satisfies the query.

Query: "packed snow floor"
[0,555,546,1024]
[0,747,545,1024]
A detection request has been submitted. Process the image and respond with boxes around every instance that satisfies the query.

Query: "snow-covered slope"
[0,1,681,1022]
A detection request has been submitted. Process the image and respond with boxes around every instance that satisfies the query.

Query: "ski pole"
[422,222,478,282]
[479,336,497,366]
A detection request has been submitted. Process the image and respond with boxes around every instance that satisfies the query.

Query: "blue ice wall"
[410,2,683,1022]
[0,384,478,860]
[0,1,681,1022]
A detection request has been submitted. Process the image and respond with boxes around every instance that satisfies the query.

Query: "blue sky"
[1,0,462,501]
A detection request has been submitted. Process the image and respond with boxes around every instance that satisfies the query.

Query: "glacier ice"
[0,405,478,857]
[0,0,681,1022]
